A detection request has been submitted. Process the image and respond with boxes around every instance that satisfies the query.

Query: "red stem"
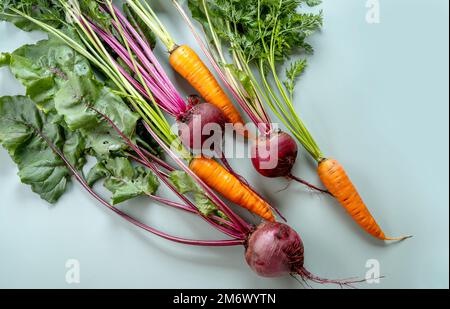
[138,147,176,172]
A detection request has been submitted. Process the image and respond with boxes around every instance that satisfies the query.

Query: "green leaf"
[63,130,87,170]
[192,192,227,219]
[54,76,140,157]
[224,63,256,100]
[0,95,73,203]
[169,170,199,194]
[188,0,225,43]
[136,121,163,157]
[193,0,323,64]
[78,0,112,30]
[0,0,65,32]
[6,36,93,113]
[86,161,110,187]
[305,0,322,7]
[283,59,307,97]
[87,157,159,205]
[0,52,10,67]
[169,170,226,218]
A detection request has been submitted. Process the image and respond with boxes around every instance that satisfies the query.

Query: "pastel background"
[0,0,448,288]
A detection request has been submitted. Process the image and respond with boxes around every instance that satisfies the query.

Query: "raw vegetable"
[190,156,275,222]
[0,93,245,245]
[0,80,352,286]
[177,101,226,150]
[184,0,410,240]
[245,222,365,286]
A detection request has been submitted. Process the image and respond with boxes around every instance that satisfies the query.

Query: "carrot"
[318,158,411,241]
[190,156,275,222]
[169,45,246,130]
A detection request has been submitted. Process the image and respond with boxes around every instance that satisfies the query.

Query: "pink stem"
[112,6,175,88]
[111,16,182,107]
[89,22,181,116]
[100,6,187,114]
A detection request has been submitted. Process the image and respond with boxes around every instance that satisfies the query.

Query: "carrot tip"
[384,235,413,241]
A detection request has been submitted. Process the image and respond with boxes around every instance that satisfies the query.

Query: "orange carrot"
[190,156,275,222]
[318,158,410,241]
[169,45,246,131]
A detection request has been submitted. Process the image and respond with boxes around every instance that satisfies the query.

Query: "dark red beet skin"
[245,222,304,278]
[245,222,365,286]
[178,102,226,150]
[251,131,298,178]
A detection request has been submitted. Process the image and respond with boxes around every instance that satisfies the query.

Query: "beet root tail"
[288,174,331,195]
[295,267,372,289]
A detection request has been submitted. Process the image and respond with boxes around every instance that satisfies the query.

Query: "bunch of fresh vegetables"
[177,0,410,241]
[0,0,369,285]
[121,0,327,192]
[8,0,282,221]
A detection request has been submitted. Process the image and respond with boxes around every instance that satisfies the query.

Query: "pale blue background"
[0,0,448,289]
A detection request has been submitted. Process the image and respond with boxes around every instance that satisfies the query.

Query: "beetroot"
[178,102,226,150]
[251,131,298,178]
[251,131,329,193]
[245,222,303,277]
[245,222,364,286]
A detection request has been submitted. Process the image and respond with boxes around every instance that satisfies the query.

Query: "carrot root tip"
[384,235,413,241]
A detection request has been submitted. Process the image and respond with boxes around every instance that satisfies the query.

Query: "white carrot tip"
[385,235,413,241]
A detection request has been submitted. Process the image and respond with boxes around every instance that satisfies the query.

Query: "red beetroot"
[245,222,365,286]
[178,102,226,150]
[251,131,298,178]
[251,131,329,193]
[245,222,303,277]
